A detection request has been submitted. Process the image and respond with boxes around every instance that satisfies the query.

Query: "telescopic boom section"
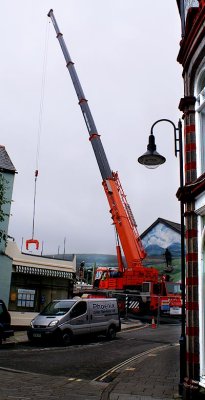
[48,9,112,180]
[48,10,146,268]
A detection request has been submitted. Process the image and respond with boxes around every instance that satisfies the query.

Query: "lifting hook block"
[26,239,40,251]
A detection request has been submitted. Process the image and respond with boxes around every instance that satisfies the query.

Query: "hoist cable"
[31,19,50,239]
[32,170,38,239]
[36,18,50,171]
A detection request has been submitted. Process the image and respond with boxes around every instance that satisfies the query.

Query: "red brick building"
[177,1,205,398]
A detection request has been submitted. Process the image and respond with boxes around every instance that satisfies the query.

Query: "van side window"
[71,301,87,318]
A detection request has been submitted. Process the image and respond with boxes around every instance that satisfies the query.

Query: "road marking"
[125,367,136,371]
[93,343,179,382]
[119,323,149,334]
[68,377,83,382]
[0,365,85,383]
[0,343,179,382]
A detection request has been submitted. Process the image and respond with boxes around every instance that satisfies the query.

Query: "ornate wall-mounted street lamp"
[138,118,186,395]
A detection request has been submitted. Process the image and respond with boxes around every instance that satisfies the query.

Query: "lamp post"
[138,118,186,395]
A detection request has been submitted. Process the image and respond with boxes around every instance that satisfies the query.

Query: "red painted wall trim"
[199,1,205,8]
[185,162,197,171]
[186,276,198,285]
[186,352,199,364]
[186,326,199,336]
[186,301,199,311]
[185,229,198,239]
[184,124,195,134]
[185,143,196,152]
[186,253,198,262]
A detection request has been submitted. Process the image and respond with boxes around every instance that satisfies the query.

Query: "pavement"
[0,317,182,400]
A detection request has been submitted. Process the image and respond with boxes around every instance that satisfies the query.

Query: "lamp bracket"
[150,118,182,159]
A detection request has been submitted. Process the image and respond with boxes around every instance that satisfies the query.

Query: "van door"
[69,301,90,336]
[89,300,117,334]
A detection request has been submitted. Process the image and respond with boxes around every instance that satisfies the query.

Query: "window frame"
[195,68,205,176]
[194,68,205,388]
[195,199,205,387]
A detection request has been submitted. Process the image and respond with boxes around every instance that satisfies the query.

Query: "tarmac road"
[0,324,180,380]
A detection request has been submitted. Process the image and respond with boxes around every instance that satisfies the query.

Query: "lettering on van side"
[92,303,115,315]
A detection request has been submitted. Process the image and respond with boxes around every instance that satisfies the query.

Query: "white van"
[27,298,121,345]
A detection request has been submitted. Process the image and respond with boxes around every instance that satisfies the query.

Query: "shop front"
[5,241,76,313]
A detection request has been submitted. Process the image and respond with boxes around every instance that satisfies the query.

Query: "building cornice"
[179,96,196,112]
[177,173,205,201]
[177,6,205,71]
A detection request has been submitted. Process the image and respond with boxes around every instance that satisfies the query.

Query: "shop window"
[196,71,205,174]
[17,289,35,308]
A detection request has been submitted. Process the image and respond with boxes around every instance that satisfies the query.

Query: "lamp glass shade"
[138,150,166,169]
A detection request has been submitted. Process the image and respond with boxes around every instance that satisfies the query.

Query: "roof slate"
[140,217,181,239]
[0,145,16,173]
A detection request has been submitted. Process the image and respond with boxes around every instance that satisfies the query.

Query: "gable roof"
[140,217,181,239]
[0,145,16,173]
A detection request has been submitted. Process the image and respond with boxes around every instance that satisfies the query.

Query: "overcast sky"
[1,1,183,256]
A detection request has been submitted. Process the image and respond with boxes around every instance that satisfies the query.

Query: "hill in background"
[49,241,181,269]
[49,253,119,269]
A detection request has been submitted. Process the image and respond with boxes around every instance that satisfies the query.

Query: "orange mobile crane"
[48,10,182,316]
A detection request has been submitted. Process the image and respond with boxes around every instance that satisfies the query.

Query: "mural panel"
[142,223,181,283]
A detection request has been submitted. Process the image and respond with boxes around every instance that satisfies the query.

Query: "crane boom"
[48,9,146,269]
[48,10,112,181]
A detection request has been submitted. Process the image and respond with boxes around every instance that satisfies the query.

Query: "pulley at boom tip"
[47,9,53,17]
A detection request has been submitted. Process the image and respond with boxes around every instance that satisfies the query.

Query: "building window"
[17,289,35,308]
[195,71,205,175]
[195,207,205,387]
[200,218,205,384]
[184,0,199,20]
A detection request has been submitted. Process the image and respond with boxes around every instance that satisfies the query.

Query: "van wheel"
[106,326,116,340]
[62,331,72,346]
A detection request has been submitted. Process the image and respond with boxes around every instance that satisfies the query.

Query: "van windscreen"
[40,300,76,316]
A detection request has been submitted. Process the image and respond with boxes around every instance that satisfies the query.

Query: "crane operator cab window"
[165,282,181,295]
